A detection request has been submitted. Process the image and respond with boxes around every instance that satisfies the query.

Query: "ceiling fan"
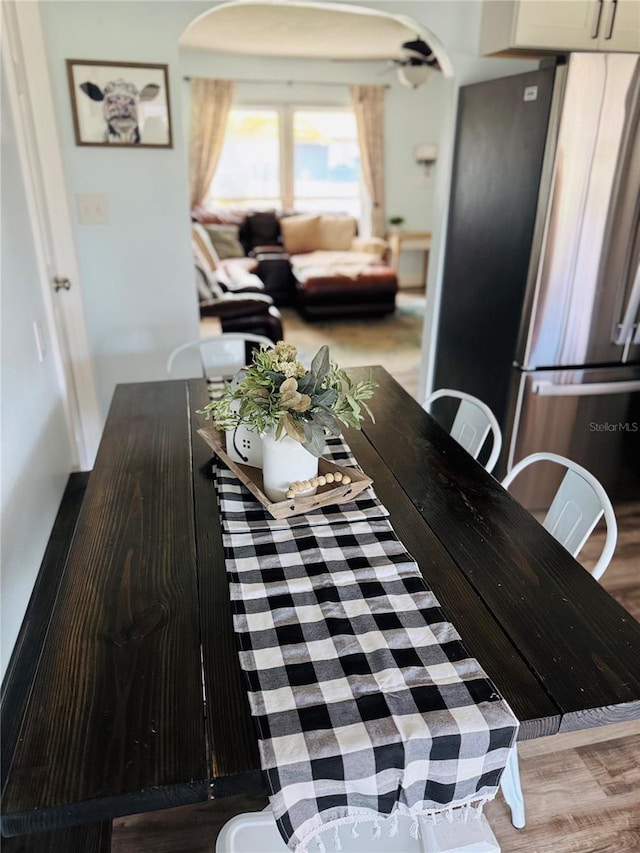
[387,38,440,89]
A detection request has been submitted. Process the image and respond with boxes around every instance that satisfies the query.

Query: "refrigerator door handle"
[614,261,640,346]
[532,379,640,397]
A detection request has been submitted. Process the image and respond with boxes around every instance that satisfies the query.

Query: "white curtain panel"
[350,84,386,238]
[189,78,234,209]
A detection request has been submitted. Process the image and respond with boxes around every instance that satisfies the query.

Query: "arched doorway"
[178,0,455,401]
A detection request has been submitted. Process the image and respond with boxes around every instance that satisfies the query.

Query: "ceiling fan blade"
[401,37,440,69]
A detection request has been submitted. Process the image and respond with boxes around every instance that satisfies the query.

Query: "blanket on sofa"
[291,250,385,280]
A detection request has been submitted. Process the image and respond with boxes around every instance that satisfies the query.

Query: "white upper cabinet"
[480,1,640,55]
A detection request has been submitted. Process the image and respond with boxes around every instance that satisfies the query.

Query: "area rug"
[200,291,426,400]
[280,292,425,398]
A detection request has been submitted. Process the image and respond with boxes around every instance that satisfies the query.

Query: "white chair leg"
[500,747,526,829]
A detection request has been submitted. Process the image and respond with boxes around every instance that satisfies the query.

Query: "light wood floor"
[112,503,640,852]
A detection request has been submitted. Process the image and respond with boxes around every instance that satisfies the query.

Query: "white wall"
[1,73,75,678]
[39,1,204,415]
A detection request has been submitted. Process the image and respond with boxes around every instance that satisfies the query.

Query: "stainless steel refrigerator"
[433,53,640,508]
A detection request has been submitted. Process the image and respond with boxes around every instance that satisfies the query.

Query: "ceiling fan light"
[396,64,430,89]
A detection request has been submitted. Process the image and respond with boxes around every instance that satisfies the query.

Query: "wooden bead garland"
[285,470,352,499]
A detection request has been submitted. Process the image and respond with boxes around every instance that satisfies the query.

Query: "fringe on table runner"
[298,795,493,853]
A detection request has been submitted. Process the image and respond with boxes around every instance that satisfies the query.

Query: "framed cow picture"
[66,60,172,148]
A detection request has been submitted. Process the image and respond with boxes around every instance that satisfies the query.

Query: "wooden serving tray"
[197,426,373,519]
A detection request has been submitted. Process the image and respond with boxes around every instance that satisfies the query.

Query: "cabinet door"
[599,0,640,51]
[514,0,601,50]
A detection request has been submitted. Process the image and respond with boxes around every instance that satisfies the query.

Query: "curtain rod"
[183,75,390,89]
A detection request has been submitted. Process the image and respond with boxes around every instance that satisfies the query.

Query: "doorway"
[178,0,453,400]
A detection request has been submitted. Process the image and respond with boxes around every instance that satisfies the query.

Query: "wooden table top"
[2,369,640,837]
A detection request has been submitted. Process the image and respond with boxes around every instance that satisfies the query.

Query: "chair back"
[423,388,502,473]
[502,451,617,580]
[167,333,273,381]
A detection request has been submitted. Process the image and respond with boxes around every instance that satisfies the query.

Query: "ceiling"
[179,2,420,61]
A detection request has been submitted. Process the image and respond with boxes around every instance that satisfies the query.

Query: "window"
[211,108,281,210]
[210,106,361,218]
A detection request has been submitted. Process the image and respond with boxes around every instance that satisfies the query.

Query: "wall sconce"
[414,144,438,177]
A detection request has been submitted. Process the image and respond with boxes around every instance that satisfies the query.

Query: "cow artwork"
[79,78,160,144]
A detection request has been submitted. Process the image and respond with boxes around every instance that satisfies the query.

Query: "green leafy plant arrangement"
[198,342,377,457]
[388,216,405,227]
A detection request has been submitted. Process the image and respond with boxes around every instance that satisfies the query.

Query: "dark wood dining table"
[2,368,640,844]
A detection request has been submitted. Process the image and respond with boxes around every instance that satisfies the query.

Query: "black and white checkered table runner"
[215,437,519,852]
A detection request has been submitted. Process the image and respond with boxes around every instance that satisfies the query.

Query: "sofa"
[191,207,398,319]
[192,223,283,343]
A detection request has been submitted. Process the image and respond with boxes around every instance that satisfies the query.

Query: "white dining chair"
[502,452,617,581]
[423,389,502,473]
[166,333,273,382]
[215,809,501,853]
[499,451,618,829]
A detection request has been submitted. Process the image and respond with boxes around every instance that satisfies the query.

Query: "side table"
[388,230,432,288]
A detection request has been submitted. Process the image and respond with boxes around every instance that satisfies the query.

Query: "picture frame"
[66,60,172,148]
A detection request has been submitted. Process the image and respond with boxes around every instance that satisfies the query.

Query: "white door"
[2,0,102,469]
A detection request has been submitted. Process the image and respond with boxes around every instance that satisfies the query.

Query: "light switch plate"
[77,193,109,224]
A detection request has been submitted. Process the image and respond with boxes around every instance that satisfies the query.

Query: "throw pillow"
[318,215,357,251]
[280,214,322,254]
[204,224,245,259]
[241,210,281,252]
[350,236,389,260]
[192,223,221,271]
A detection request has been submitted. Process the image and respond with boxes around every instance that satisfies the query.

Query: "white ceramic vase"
[261,428,319,503]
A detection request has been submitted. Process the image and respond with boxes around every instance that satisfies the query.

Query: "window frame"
[210,101,361,216]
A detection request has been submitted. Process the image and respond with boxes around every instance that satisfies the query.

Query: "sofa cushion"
[240,210,281,252]
[280,214,322,254]
[290,250,383,272]
[204,224,245,259]
[318,215,357,251]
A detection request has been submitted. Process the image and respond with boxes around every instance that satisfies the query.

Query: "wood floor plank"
[486,726,640,852]
[575,734,640,797]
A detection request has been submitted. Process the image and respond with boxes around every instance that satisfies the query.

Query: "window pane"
[210,108,280,207]
[294,198,361,217]
[293,110,360,216]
